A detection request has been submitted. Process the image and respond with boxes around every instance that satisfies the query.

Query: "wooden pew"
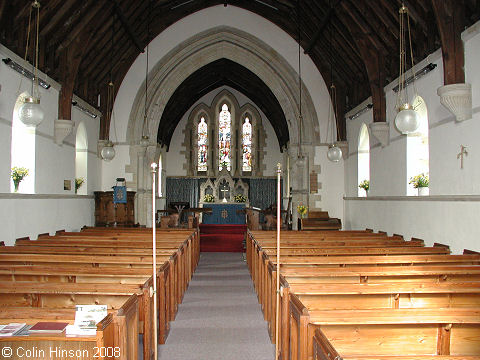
[0,294,139,360]
[0,279,153,359]
[313,328,480,360]
[0,262,173,345]
[0,230,198,357]
[290,297,480,360]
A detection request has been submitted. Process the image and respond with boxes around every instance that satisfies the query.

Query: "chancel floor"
[158,252,275,360]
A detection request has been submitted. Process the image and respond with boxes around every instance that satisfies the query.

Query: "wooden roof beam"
[431,0,466,84]
[109,0,144,53]
[304,0,342,55]
[340,0,388,55]
[337,9,386,123]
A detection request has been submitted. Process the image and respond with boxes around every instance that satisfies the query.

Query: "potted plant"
[409,173,429,196]
[358,180,369,196]
[11,167,29,192]
[233,194,247,203]
[75,178,85,194]
[203,194,215,203]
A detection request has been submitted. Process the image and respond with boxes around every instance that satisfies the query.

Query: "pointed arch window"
[197,117,208,172]
[407,96,429,195]
[242,117,252,172]
[358,124,370,197]
[11,92,35,193]
[75,121,88,195]
[218,104,231,171]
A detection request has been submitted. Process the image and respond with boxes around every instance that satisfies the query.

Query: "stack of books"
[0,323,30,336]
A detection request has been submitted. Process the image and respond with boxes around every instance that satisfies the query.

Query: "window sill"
[344,195,480,202]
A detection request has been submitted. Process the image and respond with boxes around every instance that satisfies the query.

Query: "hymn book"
[65,305,107,336]
[29,322,68,333]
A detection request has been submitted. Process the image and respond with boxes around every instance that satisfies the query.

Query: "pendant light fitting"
[18,1,44,128]
[394,3,420,134]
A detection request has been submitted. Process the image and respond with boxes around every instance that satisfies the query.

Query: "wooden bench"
[0,280,153,359]
[313,328,480,360]
[0,294,138,360]
[290,294,480,360]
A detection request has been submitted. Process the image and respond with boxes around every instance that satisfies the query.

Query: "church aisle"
[158,252,275,360]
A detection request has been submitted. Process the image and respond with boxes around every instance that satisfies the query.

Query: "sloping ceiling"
[1,0,479,144]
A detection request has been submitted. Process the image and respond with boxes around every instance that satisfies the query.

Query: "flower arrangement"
[409,173,429,188]
[358,180,370,192]
[234,194,247,203]
[297,204,308,219]
[11,167,29,192]
[203,194,215,203]
[75,178,85,193]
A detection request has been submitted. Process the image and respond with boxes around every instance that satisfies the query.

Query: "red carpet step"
[199,224,247,252]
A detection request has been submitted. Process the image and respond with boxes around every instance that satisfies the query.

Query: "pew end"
[464,249,480,255]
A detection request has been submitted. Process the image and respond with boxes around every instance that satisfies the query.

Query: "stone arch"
[125,26,320,226]
[127,26,319,151]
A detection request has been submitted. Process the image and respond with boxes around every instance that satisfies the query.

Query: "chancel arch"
[126,26,320,226]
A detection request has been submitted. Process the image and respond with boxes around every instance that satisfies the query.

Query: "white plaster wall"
[344,22,480,254]
[110,5,330,145]
[0,44,100,244]
[165,86,281,177]
[345,199,480,254]
[0,196,94,245]
[101,144,132,190]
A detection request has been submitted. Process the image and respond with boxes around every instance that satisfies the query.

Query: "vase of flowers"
[203,194,215,203]
[297,204,308,231]
[409,173,429,196]
[358,180,369,196]
[234,194,247,203]
[11,167,29,192]
[75,178,85,194]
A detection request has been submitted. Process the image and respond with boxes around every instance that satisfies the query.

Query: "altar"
[202,203,246,224]
[199,169,249,225]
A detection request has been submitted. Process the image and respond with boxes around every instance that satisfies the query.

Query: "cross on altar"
[220,187,228,201]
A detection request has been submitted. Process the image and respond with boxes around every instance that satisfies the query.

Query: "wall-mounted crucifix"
[457,145,468,169]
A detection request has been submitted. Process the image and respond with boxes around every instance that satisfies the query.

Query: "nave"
[158,252,275,360]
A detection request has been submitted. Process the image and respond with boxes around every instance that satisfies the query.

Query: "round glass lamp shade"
[18,96,44,127]
[101,141,115,161]
[327,144,342,162]
[395,104,420,134]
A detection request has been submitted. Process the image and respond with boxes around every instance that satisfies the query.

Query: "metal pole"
[275,163,282,360]
[151,162,158,360]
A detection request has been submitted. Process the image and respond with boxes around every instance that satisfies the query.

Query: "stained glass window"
[197,117,208,171]
[242,117,252,172]
[218,104,231,171]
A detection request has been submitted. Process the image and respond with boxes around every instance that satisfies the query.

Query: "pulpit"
[94,191,135,227]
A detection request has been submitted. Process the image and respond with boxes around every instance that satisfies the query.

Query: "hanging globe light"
[101,141,115,161]
[18,96,44,127]
[327,144,342,162]
[394,103,419,134]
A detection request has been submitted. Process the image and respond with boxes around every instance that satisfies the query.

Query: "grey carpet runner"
[158,252,275,360]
